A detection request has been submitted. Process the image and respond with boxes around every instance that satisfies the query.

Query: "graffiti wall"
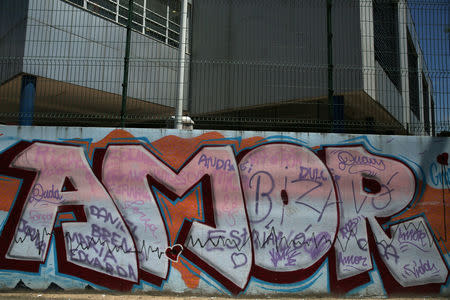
[0,126,448,297]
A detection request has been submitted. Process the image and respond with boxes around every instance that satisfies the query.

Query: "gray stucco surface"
[189,0,364,114]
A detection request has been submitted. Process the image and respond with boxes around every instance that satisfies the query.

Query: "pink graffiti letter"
[240,143,338,282]
[5,143,138,289]
[102,145,252,294]
[324,145,448,287]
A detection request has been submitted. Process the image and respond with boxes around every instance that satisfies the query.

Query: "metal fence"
[0,0,448,135]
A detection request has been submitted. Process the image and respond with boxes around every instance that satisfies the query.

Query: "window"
[373,0,401,90]
[431,97,436,136]
[62,0,185,49]
[422,74,430,134]
[147,0,167,16]
[407,33,420,120]
[67,0,84,6]
[88,0,116,22]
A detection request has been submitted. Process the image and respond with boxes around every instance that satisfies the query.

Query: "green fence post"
[121,0,134,128]
[327,0,334,132]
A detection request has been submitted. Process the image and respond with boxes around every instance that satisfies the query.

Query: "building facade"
[189,0,435,135]
[0,0,436,135]
[0,0,191,126]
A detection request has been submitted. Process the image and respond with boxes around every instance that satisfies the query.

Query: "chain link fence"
[0,0,448,135]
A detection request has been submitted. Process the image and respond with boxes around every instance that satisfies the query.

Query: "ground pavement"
[0,293,448,300]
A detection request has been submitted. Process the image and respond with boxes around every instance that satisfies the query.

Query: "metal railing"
[64,0,183,47]
[0,0,448,135]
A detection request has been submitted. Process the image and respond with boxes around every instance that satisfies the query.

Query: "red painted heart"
[165,244,183,262]
[437,152,448,166]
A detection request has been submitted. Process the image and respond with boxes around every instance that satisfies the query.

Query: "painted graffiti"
[0,129,448,296]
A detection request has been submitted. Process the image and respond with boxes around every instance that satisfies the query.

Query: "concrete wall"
[0,125,448,297]
[190,0,364,114]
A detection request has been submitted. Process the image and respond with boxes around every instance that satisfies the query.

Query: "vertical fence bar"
[175,0,188,129]
[121,0,134,127]
[327,0,334,131]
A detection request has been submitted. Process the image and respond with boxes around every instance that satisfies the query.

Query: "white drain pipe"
[175,0,189,129]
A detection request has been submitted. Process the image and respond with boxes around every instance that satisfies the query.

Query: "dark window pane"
[147,10,166,26]
[119,6,127,17]
[373,0,401,90]
[87,3,116,21]
[146,19,166,35]
[119,16,127,25]
[146,28,166,42]
[422,74,430,134]
[168,39,179,47]
[90,0,116,13]
[169,21,179,33]
[120,0,144,11]
[119,7,143,24]
[132,4,144,15]
[147,0,167,17]
[431,98,435,136]
[133,12,143,24]
[168,30,178,41]
[169,0,180,24]
[408,33,420,120]
[131,22,142,31]
[67,0,84,7]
